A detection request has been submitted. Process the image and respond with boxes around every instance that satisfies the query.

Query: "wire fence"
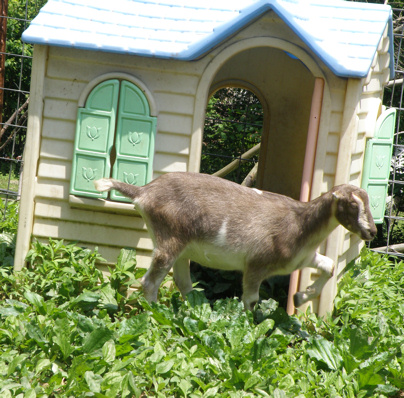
[369,5,404,256]
[0,0,41,220]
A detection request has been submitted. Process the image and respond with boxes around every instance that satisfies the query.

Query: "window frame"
[69,73,157,212]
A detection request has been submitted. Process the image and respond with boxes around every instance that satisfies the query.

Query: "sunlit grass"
[0,172,19,194]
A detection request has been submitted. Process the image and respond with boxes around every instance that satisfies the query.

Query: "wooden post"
[14,45,46,271]
[286,77,324,315]
[212,143,261,178]
[0,0,8,125]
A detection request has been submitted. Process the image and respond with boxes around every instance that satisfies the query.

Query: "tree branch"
[0,97,29,141]
[0,111,28,152]
[241,162,258,187]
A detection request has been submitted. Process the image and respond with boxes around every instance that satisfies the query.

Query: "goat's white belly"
[180,242,246,272]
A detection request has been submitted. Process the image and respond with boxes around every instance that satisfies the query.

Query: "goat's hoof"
[293,292,308,307]
[242,300,257,312]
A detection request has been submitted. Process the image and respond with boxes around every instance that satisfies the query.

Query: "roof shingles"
[22,0,394,78]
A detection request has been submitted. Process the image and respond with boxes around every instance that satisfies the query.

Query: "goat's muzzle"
[367,229,377,241]
[361,223,377,241]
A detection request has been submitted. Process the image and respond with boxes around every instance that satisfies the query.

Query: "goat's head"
[332,185,377,241]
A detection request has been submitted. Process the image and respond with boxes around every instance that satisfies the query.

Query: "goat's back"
[138,172,297,214]
[135,172,302,241]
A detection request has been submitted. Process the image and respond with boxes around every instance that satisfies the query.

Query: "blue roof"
[22,0,395,79]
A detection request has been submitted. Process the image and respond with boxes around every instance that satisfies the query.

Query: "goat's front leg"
[293,253,334,307]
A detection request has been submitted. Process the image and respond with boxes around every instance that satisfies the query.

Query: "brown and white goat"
[95,172,376,311]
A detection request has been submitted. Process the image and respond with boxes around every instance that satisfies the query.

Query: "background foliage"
[200,87,262,184]
[0,0,46,176]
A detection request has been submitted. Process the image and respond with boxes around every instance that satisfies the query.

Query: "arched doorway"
[193,86,269,302]
[208,46,316,199]
[191,42,323,308]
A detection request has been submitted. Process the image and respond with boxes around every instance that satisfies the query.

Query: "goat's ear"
[351,193,362,207]
[332,191,343,201]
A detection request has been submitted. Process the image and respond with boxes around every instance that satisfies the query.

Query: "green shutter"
[70,80,119,198]
[110,81,157,202]
[71,79,156,202]
[361,108,396,224]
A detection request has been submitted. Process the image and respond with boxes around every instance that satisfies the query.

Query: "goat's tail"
[94,178,141,200]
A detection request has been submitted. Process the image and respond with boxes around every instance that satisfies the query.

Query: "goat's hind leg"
[173,257,193,298]
[141,248,178,303]
[242,265,267,311]
[293,253,334,307]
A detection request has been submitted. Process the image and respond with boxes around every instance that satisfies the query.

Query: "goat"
[94,172,376,311]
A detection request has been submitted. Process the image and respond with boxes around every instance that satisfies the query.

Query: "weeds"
[0,198,18,268]
[0,198,18,234]
[0,203,403,396]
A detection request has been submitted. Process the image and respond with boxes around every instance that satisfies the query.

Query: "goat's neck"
[299,192,339,248]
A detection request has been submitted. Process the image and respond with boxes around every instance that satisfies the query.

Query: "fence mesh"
[370,4,404,256]
[0,0,43,222]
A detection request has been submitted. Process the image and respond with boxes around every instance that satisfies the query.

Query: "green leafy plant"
[0,198,19,234]
[201,87,262,183]
[23,238,106,306]
[0,240,403,397]
[0,198,19,267]
[0,232,15,268]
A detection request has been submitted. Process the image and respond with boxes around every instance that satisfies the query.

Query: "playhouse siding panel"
[29,47,205,265]
[326,133,339,154]
[357,114,369,139]
[316,78,364,313]
[35,180,66,201]
[155,133,190,156]
[320,113,345,192]
[43,98,77,120]
[46,47,203,95]
[32,219,153,250]
[35,200,147,230]
[313,81,348,195]
[38,159,70,180]
[43,77,88,101]
[156,92,195,115]
[153,154,189,174]
[353,132,367,155]
[42,119,75,141]
[348,50,390,187]
[157,113,194,136]
[331,33,391,294]
[40,138,74,160]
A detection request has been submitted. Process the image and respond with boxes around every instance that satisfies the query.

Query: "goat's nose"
[371,223,377,236]
[366,225,377,241]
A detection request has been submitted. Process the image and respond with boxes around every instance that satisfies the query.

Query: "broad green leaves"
[0,198,18,266]
[0,240,404,396]
[306,336,342,371]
